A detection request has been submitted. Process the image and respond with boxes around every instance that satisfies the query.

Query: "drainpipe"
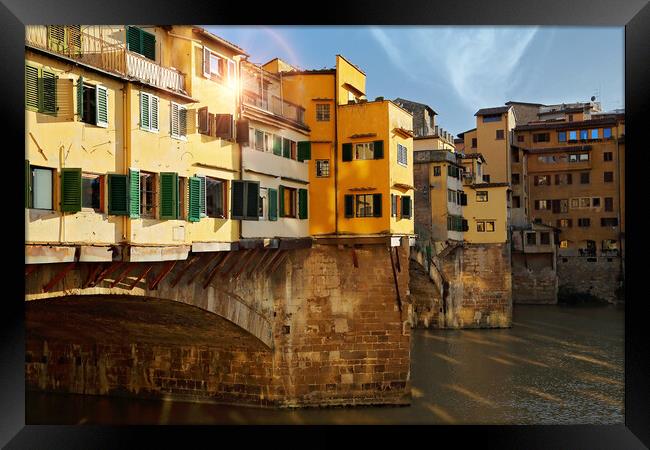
[334,73,339,234]
[122,83,130,246]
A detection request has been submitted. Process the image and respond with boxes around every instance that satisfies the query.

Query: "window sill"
[140,127,159,134]
[171,135,188,142]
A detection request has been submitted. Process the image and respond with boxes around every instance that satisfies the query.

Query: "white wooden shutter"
[151,95,159,131]
[170,102,179,138]
[95,85,108,128]
[203,46,211,78]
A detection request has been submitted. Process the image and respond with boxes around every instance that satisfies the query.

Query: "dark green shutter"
[127,26,140,53]
[373,140,383,159]
[141,29,156,61]
[231,180,245,219]
[342,143,352,162]
[25,65,39,110]
[128,168,140,219]
[278,185,285,217]
[268,188,278,221]
[60,168,81,213]
[159,172,178,219]
[372,193,382,217]
[67,26,82,56]
[128,26,156,59]
[108,174,128,215]
[76,75,84,120]
[245,181,259,220]
[344,195,354,218]
[297,141,311,162]
[96,85,108,127]
[140,92,149,129]
[274,136,283,157]
[197,175,206,217]
[188,176,201,222]
[25,160,31,208]
[299,188,308,219]
[41,70,57,115]
[47,26,66,53]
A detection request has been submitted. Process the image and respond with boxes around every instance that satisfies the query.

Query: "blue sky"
[205,26,624,136]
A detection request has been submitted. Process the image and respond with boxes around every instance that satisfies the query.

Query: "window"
[526,232,537,246]
[580,172,590,184]
[471,138,477,148]
[533,133,550,143]
[603,128,612,139]
[540,232,550,245]
[401,196,411,219]
[590,129,599,139]
[139,92,159,132]
[355,194,380,218]
[307,159,327,180]
[448,165,460,179]
[231,180,260,220]
[47,25,82,55]
[283,138,293,159]
[496,129,505,140]
[601,217,618,227]
[170,102,187,139]
[513,196,521,208]
[604,171,614,183]
[558,131,567,142]
[569,154,578,162]
[483,174,490,183]
[557,219,572,228]
[80,83,96,125]
[433,166,441,176]
[274,135,284,157]
[127,26,156,61]
[511,173,520,185]
[258,187,268,220]
[140,172,157,218]
[604,152,613,161]
[605,197,614,212]
[206,177,227,219]
[476,191,488,202]
[580,129,588,140]
[25,64,57,115]
[579,153,589,161]
[252,129,264,151]
[202,46,236,83]
[391,194,398,217]
[568,114,574,122]
[517,135,524,143]
[534,175,550,186]
[512,149,520,162]
[316,103,330,121]
[397,144,408,166]
[560,240,569,248]
[448,189,456,204]
[592,197,601,208]
[210,53,221,76]
[569,130,578,141]
[283,187,297,218]
[476,220,495,232]
[560,199,569,213]
[29,166,54,210]
[354,142,375,160]
[482,114,501,122]
[535,200,550,210]
[578,218,590,227]
[81,173,102,211]
[264,133,273,153]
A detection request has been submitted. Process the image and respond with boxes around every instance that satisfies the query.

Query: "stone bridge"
[25,238,413,407]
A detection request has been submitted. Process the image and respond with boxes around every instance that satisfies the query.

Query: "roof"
[515,116,623,131]
[336,54,366,76]
[538,106,585,115]
[456,128,476,138]
[281,68,336,75]
[470,182,510,188]
[506,101,546,107]
[192,27,249,56]
[475,106,511,116]
[460,152,485,161]
[393,98,438,116]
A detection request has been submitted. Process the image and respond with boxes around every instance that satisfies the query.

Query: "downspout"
[333,74,339,234]
[122,82,130,245]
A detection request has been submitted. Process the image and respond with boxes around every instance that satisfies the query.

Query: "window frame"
[81,172,103,212]
[316,159,330,178]
[476,191,488,202]
[30,165,55,211]
[139,92,159,133]
[397,143,408,166]
[139,171,158,219]
[353,142,376,161]
[316,103,331,122]
[205,176,228,219]
[170,101,188,140]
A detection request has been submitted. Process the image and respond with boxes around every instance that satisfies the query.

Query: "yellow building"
[273,55,415,240]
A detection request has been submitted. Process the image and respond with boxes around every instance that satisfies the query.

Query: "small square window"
[476,191,488,202]
[316,159,330,177]
[603,128,612,138]
[604,152,613,161]
[316,103,330,121]
[580,173,590,184]
[604,172,614,183]
[496,130,504,140]
[433,166,441,176]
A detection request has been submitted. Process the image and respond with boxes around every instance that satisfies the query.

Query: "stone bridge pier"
[25,237,412,407]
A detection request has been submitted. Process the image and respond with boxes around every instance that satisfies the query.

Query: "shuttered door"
[60,168,82,212]
[25,65,39,110]
[372,193,382,217]
[245,181,260,220]
[159,172,178,219]
[342,143,352,162]
[96,85,108,127]
[126,26,141,53]
[128,168,140,219]
[107,174,128,215]
[141,30,156,61]
[274,136,283,157]
[188,176,201,222]
[373,140,384,159]
[297,141,311,162]
[47,25,66,53]
[41,70,57,115]
[268,188,278,221]
[298,189,308,219]
[231,180,245,219]
[67,25,82,56]
[344,195,354,218]
[76,75,84,120]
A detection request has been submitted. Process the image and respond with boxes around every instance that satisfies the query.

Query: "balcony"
[26,25,185,94]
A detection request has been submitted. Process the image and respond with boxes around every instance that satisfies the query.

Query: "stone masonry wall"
[557,256,623,303]
[512,253,558,304]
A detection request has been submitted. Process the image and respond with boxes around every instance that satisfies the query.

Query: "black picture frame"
[3,0,649,446]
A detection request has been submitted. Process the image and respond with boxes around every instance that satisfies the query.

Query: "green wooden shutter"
[25,160,31,208]
[342,143,352,162]
[231,180,245,219]
[188,176,201,222]
[127,26,144,55]
[273,136,283,156]
[278,185,285,217]
[107,174,128,215]
[245,181,260,220]
[373,140,384,159]
[151,95,159,131]
[76,75,84,120]
[179,107,187,137]
[344,195,354,218]
[196,175,206,217]
[67,26,82,57]
[298,188,308,219]
[140,92,149,129]
[268,188,278,221]
[41,70,57,115]
[47,26,66,53]
[159,172,178,219]
[128,168,140,219]
[25,65,39,110]
[96,85,108,127]
[372,193,382,217]
[141,29,156,61]
[297,141,311,162]
[60,168,82,213]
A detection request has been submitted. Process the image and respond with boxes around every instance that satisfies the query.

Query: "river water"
[26,304,624,425]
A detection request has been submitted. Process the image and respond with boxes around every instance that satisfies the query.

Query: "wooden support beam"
[127,264,154,291]
[186,253,220,286]
[232,248,259,281]
[220,250,248,280]
[91,261,123,287]
[202,251,234,289]
[246,249,270,276]
[148,260,177,290]
[110,263,133,288]
[25,264,39,278]
[42,262,76,293]
[170,254,200,288]
[351,249,359,268]
[267,250,289,274]
[260,249,282,273]
[83,263,103,289]
[394,247,401,273]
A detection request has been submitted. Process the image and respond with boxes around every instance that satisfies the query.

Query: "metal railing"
[26,25,185,93]
[242,89,306,125]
